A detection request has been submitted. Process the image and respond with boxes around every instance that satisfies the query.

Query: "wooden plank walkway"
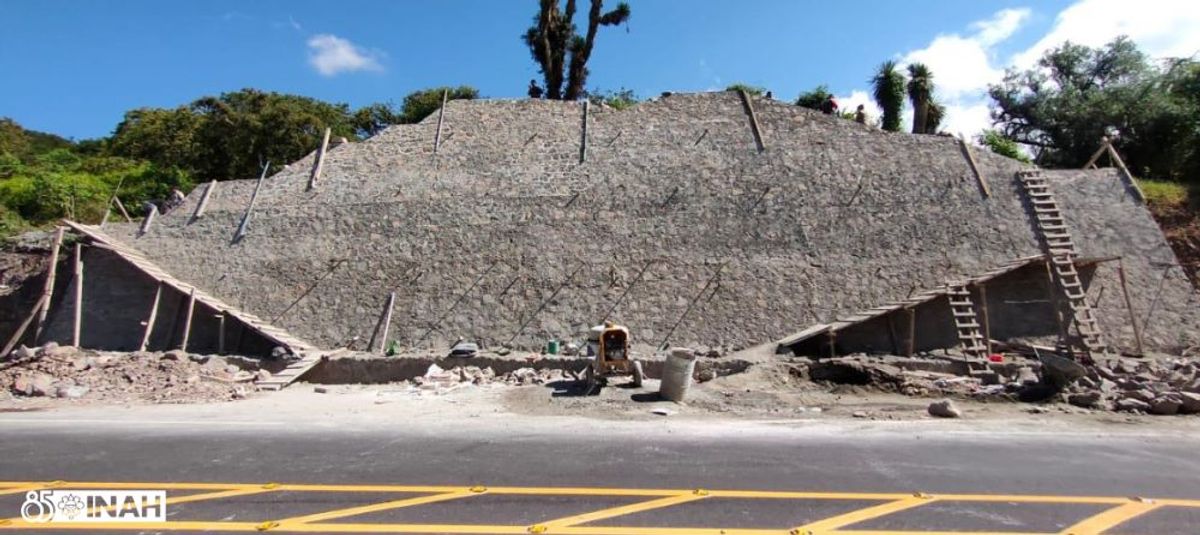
[63,221,317,356]
[776,255,1045,349]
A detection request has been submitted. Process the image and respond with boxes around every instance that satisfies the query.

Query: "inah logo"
[20,490,166,523]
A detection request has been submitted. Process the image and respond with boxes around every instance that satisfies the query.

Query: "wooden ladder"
[1017,170,1106,356]
[946,282,988,358]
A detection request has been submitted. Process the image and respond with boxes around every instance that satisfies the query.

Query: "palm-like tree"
[906,63,935,134]
[925,100,945,134]
[871,61,906,132]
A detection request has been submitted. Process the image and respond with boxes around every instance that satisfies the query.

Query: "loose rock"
[927,399,961,418]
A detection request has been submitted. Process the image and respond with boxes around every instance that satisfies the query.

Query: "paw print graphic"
[56,494,85,520]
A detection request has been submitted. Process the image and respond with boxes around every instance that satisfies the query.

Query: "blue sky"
[2,0,1197,140]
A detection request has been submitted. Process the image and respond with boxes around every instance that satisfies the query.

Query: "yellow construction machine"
[584,322,645,389]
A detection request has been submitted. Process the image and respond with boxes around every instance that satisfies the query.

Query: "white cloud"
[1013,0,1200,67]
[844,1,1199,141]
[306,34,384,76]
[836,90,881,119]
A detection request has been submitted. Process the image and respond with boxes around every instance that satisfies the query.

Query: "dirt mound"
[1,343,259,404]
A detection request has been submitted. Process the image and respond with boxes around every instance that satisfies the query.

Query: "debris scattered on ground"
[1,343,260,404]
[928,399,962,418]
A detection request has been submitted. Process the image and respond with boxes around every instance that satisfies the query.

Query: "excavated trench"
[302,352,753,385]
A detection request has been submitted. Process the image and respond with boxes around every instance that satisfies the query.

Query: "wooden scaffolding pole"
[307,128,331,190]
[138,283,163,351]
[978,284,993,355]
[178,288,197,351]
[1116,258,1145,356]
[1,295,48,358]
[71,243,83,347]
[33,227,65,342]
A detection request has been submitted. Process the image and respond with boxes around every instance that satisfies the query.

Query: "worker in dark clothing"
[527,79,544,99]
[820,95,838,115]
[855,104,867,124]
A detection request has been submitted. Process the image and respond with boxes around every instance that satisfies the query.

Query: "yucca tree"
[907,63,935,134]
[871,61,906,132]
[925,100,945,134]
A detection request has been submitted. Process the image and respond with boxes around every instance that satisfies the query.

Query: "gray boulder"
[927,399,961,418]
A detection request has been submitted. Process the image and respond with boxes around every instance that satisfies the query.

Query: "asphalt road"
[2,401,1200,534]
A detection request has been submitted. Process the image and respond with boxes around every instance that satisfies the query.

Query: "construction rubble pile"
[2,343,267,403]
[401,364,582,394]
[791,351,1200,416]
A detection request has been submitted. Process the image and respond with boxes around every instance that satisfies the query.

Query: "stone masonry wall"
[89,92,1197,354]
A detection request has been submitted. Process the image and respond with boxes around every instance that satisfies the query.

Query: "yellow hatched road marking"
[793,495,934,533]
[274,489,478,525]
[1058,500,1162,535]
[538,492,709,529]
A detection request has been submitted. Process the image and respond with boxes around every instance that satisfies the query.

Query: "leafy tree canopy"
[796,85,834,110]
[726,83,765,96]
[988,36,1200,182]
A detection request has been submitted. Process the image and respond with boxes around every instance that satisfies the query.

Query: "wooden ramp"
[776,255,1045,351]
[63,221,318,356]
[255,350,342,391]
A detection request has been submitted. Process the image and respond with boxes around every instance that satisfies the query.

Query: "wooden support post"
[138,205,157,236]
[371,292,397,353]
[138,283,162,351]
[1116,258,1145,356]
[579,100,589,163]
[178,288,196,351]
[71,243,83,347]
[978,284,992,355]
[100,200,112,227]
[826,332,837,359]
[1105,140,1146,202]
[886,313,901,355]
[34,227,65,342]
[112,196,132,222]
[308,128,331,190]
[190,180,217,222]
[433,89,448,154]
[217,313,226,355]
[736,89,766,153]
[1044,259,1068,340]
[234,161,270,241]
[906,307,916,357]
[1,295,48,358]
[1082,137,1109,169]
[958,134,990,197]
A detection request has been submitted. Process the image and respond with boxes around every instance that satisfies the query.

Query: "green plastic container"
[546,340,560,355]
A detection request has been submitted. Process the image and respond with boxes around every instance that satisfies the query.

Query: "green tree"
[796,85,834,110]
[109,106,201,172]
[925,100,945,134]
[726,83,765,96]
[977,129,1031,163]
[871,61,906,132]
[988,37,1199,182]
[396,86,479,124]
[352,102,403,138]
[587,88,638,109]
[906,63,934,134]
[523,0,631,101]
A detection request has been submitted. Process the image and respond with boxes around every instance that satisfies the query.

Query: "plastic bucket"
[546,340,560,355]
[659,348,697,402]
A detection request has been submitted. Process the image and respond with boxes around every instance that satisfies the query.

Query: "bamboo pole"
[906,307,916,357]
[1,295,47,358]
[1105,141,1146,202]
[978,284,992,355]
[138,283,163,351]
[307,128,331,190]
[234,161,270,241]
[1116,258,1145,356]
[433,89,448,154]
[179,288,196,351]
[371,292,396,353]
[71,243,83,347]
[1082,137,1109,169]
[33,227,65,342]
[112,196,133,222]
[217,313,226,355]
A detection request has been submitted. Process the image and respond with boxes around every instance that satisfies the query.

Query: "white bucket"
[659,348,697,402]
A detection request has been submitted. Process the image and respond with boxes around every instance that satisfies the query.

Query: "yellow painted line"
[538,492,710,529]
[793,495,934,533]
[1058,500,1162,535]
[0,481,256,491]
[551,527,786,535]
[274,490,478,525]
[833,531,1050,535]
